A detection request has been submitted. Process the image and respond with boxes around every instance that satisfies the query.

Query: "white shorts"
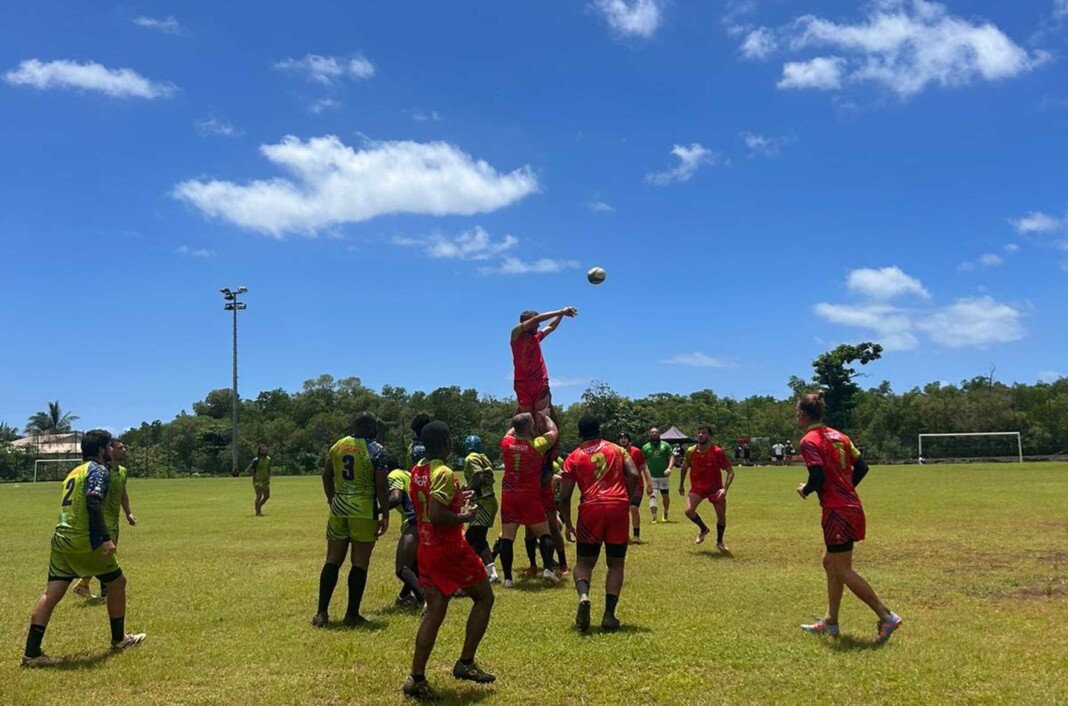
[649,477,670,492]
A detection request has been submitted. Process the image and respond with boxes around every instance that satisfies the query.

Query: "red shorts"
[689,485,724,503]
[540,483,557,515]
[514,378,550,411]
[418,541,487,596]
[821,507,866,547]
[576,503,630,546]
[501,489,545,526]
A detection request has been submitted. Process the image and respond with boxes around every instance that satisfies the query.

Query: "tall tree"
[0,421,19,443]
[811,343,883,430]
[25,400,78,435]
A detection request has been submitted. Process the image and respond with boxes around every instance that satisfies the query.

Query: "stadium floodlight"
[917,432,1023,464]
[219,286,248,476]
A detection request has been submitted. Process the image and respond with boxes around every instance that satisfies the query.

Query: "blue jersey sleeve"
[85,462,111,499]
[368,442,389,473]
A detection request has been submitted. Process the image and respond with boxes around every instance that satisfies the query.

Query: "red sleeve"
[634,448,646,467]
[716,447,729,467]
[560,454,576,480]
[800,436,823,467]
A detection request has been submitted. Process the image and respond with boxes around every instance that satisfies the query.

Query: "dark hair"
[384,453,400,470]
[410,413,431,437]
[258,443,268,453]
[353,412,378,438]
[421,421,450,456]
[797,391,825,422]
[697,424,711,434]
[512,413,533,435]
[81,429,112,461]
[617,431,630,442]
[519,310,538,323]
[578,415,601,440]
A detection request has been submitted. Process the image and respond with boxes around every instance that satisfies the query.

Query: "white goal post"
[917,432,1023,463]
[34,458,83,482]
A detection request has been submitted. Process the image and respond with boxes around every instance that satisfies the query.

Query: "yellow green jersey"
[327,436,388,518]
[103,464,127,535]
[387,468,416,531]
[248,455,271,487]
[462,452,495,500]
[53,461,111,553]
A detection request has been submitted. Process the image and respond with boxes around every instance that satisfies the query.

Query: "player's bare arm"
[122,488,137,525]
[539,413,560,446]
[557,476,577,542]
[718,459,735,501]
[623,456,640,501]
[375,468,391,536]
[321,457,335,504]
[428,495,477,526]
[677,456,690,495]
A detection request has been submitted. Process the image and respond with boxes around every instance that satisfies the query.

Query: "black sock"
[500,539,514,581]
[398,566,425,603]
[110,616,125,643]
[460,658,473,666]
[525,536,538,568]
[557,547,567,569]
[25,624,46,658]
[411,674,426,682]
[538,534,556,571]
[491,537,501,561]
[634,527,640,538]
[689,513,709,532]
[346,566,367,618]
[318,563,340,614]
[717,523,726,543]
[605,594,619,615]
[575,579,591,597]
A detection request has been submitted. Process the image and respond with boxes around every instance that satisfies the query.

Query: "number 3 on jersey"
[591,453,608,480]
[342,455,355,481]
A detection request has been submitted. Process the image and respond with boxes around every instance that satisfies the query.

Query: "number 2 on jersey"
[61,477,76,506]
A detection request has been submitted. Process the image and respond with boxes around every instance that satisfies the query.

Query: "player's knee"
[101,570,125,588]
[821,554,837,574]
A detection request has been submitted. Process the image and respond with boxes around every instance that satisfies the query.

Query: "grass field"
[2,464,1066,705]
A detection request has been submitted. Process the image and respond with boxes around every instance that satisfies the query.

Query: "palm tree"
[0,421,18,443]
[25,401,79,435]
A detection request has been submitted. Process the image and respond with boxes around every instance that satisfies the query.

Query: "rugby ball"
[587,267,607,285]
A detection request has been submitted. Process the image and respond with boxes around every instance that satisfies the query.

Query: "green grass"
[2,464,1067,705]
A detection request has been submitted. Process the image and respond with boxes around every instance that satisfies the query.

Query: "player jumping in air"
[510,307,576,441]
[403,421,496,698]
[246,444,271,516]
[559,416,640,632]
[795,392,902,643]
[678,425,734,550]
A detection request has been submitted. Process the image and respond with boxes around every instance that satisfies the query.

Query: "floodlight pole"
[220,287,248,476]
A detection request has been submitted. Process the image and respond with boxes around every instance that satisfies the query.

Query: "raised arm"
[511,307,578,339]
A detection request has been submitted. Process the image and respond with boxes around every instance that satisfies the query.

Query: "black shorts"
[826,541,855,554]
[576,542,628,560]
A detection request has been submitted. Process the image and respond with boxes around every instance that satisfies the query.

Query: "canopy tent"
[659,426,692,444]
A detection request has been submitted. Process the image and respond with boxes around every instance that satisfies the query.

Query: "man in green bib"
[642,428,676,522]
[73,438,137,600]
[22,429,146,667]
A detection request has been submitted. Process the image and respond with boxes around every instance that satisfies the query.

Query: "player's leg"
[528,518,559,582]
[464,524,497,583]
[406,585,448,696]
[661,487,671,521]
[546,505,568,575]
[23,579,70,665]
[684,493,710,543]
[498,521,519,586]
[712,496,728,551]
[649,481,658,521]
[523,525,538,578]
[602,547,627,631]
[395,528,424,606]
[346,540,376,625]
[101,570,145,649]
[260,487,271,510]
[827,549,895,624]
[630,499,641,542]
[314,537,349,626]
[455,577,496,683]
[572,542,599,632]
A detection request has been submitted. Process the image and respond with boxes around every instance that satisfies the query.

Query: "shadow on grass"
[46,650,116,670]
[690,548,735,560]
[827,634,887,652]
[72,597,108,609]
[574,623,653,638]
[406,683,496,705]
[508,580,566,594]
[320,617,389,631]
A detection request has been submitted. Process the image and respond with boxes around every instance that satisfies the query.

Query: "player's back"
[800,425,861,509]
[54,461,107,551]
[463,452,495,498]
[500,435,549,494]
[328,436,380,515]
[562,440,629,507]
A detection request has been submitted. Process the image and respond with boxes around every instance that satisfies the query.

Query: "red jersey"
[410,459,464,547]
[800,424,862,510]
[685,444,729,493]
[500,434,552,494]
[561,440,631,507]
[626,445,646,490]
[511,328,547,382]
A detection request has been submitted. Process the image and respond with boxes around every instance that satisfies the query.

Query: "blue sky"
[2,0,1067,434]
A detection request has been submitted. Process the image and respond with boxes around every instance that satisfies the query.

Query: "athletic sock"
[605,593,619,615]
[109,616,125,643]
[25,624,46,658]
[538,534,556,571]
[346,566,368,618]
[459,658,474,666]
[318,562,340,614]
[499,539,514,581]
[410,674,426,682]
[575,579,591,598]
[689,514,709,532]
[524,536,538,568]
[634,527,641,539]
[491,537,502,561]
[717,523,726,543]
[556,547,567,569]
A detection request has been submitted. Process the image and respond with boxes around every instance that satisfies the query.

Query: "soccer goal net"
[917,432,1023,463]
[34,458,82,482]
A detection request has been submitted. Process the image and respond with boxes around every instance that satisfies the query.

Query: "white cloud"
[1056,0,1068,21]
[309,98,341,114]
[646,143,718,186]
[551,376,589,388]
[741,28,777,60]
[1039,370,1064,383]
[175,245,215,258]
[1010,211,1063,233]
[978,253,1003,267]
[814,302,919,351]
[1004,243,1020,254]
[273,54,375,85]
[132,16,183,35]
[411,110,443,122]
[917,296,1025,348]
[778,56,845,90]
[741,131,788,157]
[480,257,580,275]
[846,266,930,300]
[3,59,175,99]
[590,200,615,212]
[777,1,1043,97]
[195,116,242,137]
[662,352,736,368]
[173,134,539,237]
[592,0,663,38]
[392,227,518,261]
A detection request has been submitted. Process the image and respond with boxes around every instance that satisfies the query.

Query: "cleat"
[395,595,414,608]
[801,619,839,636]
[717,542,729,552]
[559,566,570,578]
[343,614,368,628]
[501,579,515,589]
[543,568,561,585]
[453,660,496,684]
[486,565,499,583]
[72,583,92,599]
[21,653,61,668]
[311,612,329,627]
[402,675,431,698]
[876,612,902,643]
[651,517,658,524]
[111,632,147,651]
[601,613,621,632]
[695,528,710,545]
[575,597,591,631]
[521,566,539,580]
